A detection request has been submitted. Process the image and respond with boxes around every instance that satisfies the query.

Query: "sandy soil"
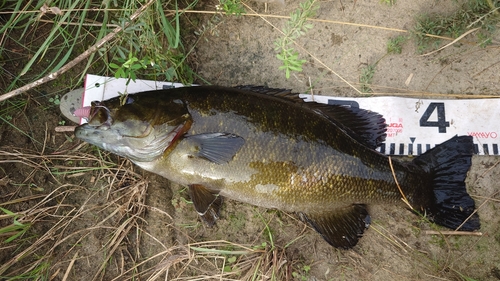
[1,0,499,280]
[183,1,500,279]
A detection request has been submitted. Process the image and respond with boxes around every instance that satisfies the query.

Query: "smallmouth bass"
[75,86,480,248]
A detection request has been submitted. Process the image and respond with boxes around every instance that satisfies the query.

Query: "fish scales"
[148,87,412,211]
[75,85,480,248]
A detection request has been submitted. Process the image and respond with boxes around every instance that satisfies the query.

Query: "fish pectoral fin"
[186,133,245,164]
[188,184,223,227]
[299,204,371,249]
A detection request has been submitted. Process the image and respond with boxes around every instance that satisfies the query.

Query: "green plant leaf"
[288,65,303,71]
[0,207,15,216]
[109,63,121,69]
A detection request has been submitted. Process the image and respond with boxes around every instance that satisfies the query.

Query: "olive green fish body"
[132,87,412,211]
[76,86,479,248]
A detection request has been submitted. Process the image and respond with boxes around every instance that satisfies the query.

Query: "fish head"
[75,95,191,162]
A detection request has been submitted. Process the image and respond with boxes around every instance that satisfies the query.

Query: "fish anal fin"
[187,133,245,164]
[299,204,371,249]
[188,184,223,227]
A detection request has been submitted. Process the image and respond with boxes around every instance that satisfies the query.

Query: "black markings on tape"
[323,98,498,156]
[483,144,489,155]
[378,142,500,155]
[327,99,360,108]
[419,102,450,133]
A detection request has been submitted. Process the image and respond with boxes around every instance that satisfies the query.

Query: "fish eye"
[125,97,134,104]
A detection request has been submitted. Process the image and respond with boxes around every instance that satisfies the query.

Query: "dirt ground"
[1,0,500,280]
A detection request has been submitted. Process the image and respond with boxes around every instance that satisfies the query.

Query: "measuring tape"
[78,75,499,156]
[301,94,499,156]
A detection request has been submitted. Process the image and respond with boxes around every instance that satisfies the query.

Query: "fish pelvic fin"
[299,204,371,249]
[412,135,480,231]
[188,184,223,227]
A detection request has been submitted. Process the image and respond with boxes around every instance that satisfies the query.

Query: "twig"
[55,126,77,132]
[170,9,475,45]
[472,195,500,203]
[62,251,79,281]
[424,230,483,236]
[466,6,500,29]
[478,159,500,179]
[420,28,480,57]
[423,273,454,281]
[455,190,500,231]
[369,91,500,99]
[170,9,409,33]
[308,76,314,101]
[38,19,120,28]
[0,0,156,103]
[388,156,414,210]
[472,60,500,77]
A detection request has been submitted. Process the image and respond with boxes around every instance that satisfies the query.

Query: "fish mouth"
[77,100,155,138]
[75,124,145,161]
[77,101,114,128]
[75,120,190,163]
[74,124,118,145]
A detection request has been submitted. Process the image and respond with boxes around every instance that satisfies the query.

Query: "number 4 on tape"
[419,102,450,133]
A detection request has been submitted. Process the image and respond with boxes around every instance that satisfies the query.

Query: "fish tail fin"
[411,135,480,231]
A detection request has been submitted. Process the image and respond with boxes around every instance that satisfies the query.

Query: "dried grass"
[0,146,148,279]
[0,146,298,280]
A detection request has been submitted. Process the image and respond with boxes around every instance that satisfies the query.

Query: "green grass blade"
[0,0,26,34]
[19,0,81,76]
[158,0,179,48]
[50,1,91,72]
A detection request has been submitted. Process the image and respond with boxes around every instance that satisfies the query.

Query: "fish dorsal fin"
[185,133,245,164]
[235,86,386,149]
[235,85,295,97]
[299,204,371,249]
[318,104,387,149]
[188,184,223,227]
